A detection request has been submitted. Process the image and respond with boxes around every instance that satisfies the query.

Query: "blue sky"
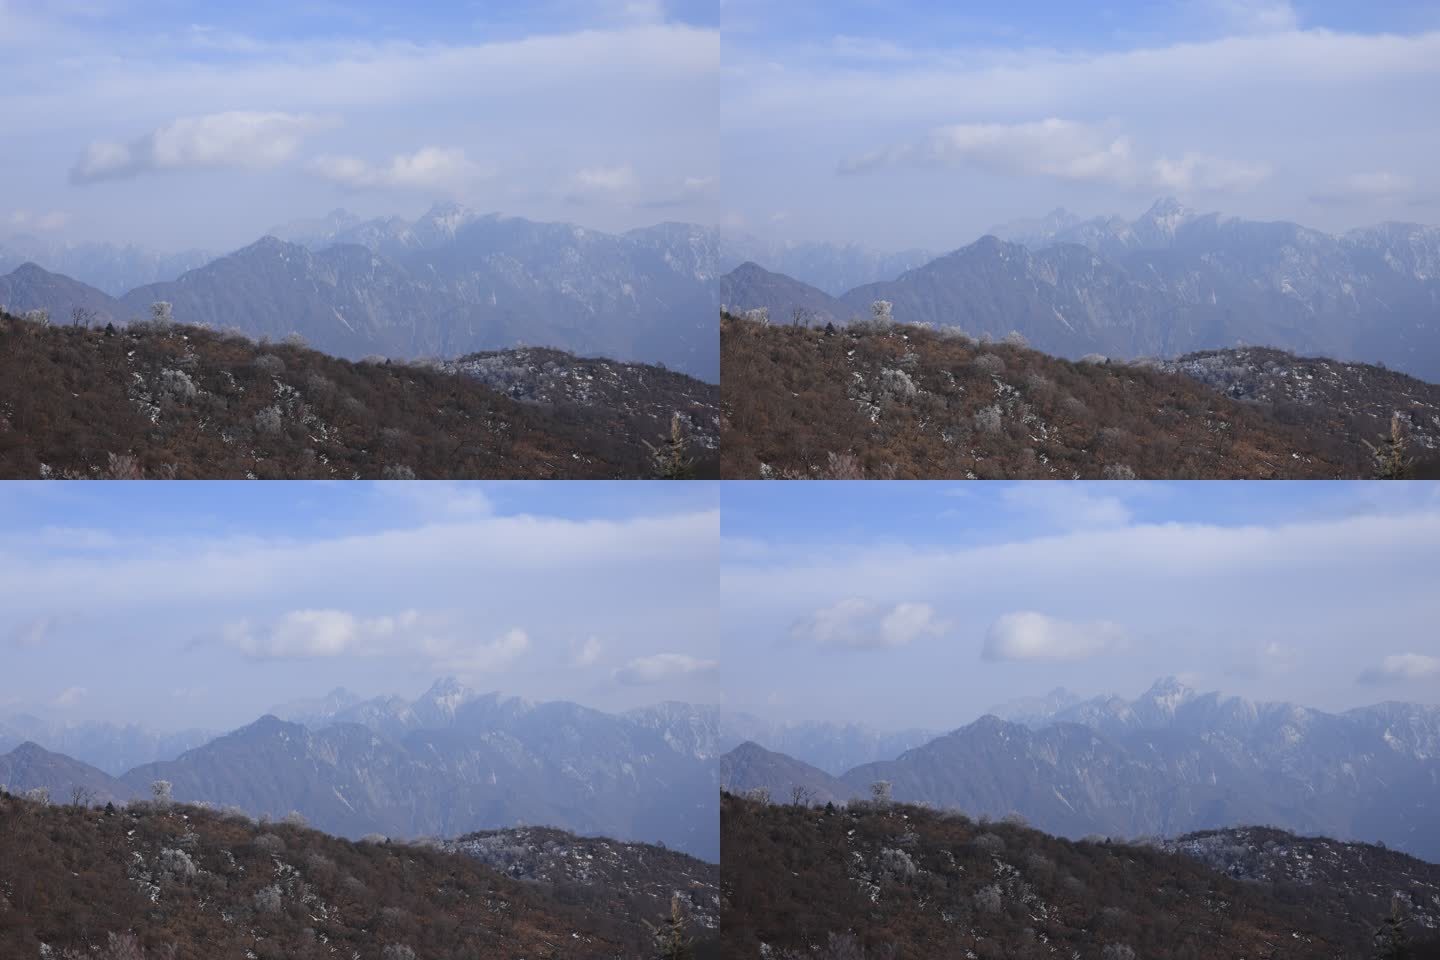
[0,481,719,731]
[721,481,1440,730]
[1,0,718,250]
[721,0,1440,249]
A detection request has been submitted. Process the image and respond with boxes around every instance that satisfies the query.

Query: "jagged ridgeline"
[720,310,1440,479]
[721,792,1440,960]
[0,789,720,959]
[0,310,718,479]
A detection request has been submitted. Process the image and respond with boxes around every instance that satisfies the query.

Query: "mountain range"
[721,199,1440,382]
[0,205,720,380]
[0,234,212,297]
[721,677,1440,862]
[0,714,214,776]
[0,679,720,861]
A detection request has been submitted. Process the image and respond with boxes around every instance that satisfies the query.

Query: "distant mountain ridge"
[723,200,1440,382]
[0,713,214,775]
[0,205,720,380]
[721,679,1440,861]
[0,680,720,860]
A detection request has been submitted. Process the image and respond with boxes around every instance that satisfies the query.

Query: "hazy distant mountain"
[721,679,1440,861]
[722,200,1440,382]
[719,741,849,804]
[2,206,721,380]
[0,741,136,804]
[984,687,1085,727]
[719,262,847,325]
[0,714,214,776]
[0,236,212,296]
[0,262,123,325]
[96,680,722,859]
[720,231,935,295]
[718,710,937,775]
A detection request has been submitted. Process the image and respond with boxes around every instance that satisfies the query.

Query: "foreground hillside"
[722,792,1440,959]
[721,311,1440,478]
[0,790,718,959]
[0,310,718,479]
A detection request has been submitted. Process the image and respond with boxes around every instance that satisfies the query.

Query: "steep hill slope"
[720,311,1438,479]
[721,792,1440,959]
[0,310,719,479]
[0,790,717,959]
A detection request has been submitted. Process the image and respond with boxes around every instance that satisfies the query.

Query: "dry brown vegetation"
[0,310,719,479]
[720,312,1440,479]
[0,789,717,959]
[721,792,1440,960]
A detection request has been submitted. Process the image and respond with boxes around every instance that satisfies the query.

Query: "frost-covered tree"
[974,405,1003,434]
[870,780,892,805]
[253,884,283,914]
[1003,330,1028,348]
[254,405,283,436]
[24,786,49,805]
[151,780,172,807]
[746,786,771,805]
[150,301,173,326]
[282,810,307,827]
[1101,946,1136,960]
[871,300,893,326]
[973,884,1003,914]
[22,308,49,327]
[380,947,417,960]
[742,307,770,326]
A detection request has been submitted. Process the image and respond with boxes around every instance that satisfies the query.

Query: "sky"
[0,0,718,250]
[721,0,1440,249]
[720,481,1440,731]
[0,481,720,732]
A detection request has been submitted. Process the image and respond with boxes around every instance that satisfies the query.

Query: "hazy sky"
[0,481,719,732]
[720,481,1440,731]
[0,0,718,250]
[722,0,1440,250]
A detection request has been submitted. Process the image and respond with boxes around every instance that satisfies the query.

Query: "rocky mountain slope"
[0,681,716,861]
[0,789,717,959]
[723,200,1440,382]
[721,311,1438,479]
[721,680,1440,862]
[722,792,1440,959]
[2,206,720,380]
[0,309,719,479]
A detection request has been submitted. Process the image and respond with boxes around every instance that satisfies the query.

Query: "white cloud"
[222,608,429,659]
[575,163,636,192]
[571,635,604,667]
[53,686,87,707]
[982,612,1126,662]
[309,146,491,192]
[614,652,718,685]
[841,118,1269,193]
[70,111,335,184]
[439,627,530,674]
[1358,652,1440,685]
[792,598,946,649]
